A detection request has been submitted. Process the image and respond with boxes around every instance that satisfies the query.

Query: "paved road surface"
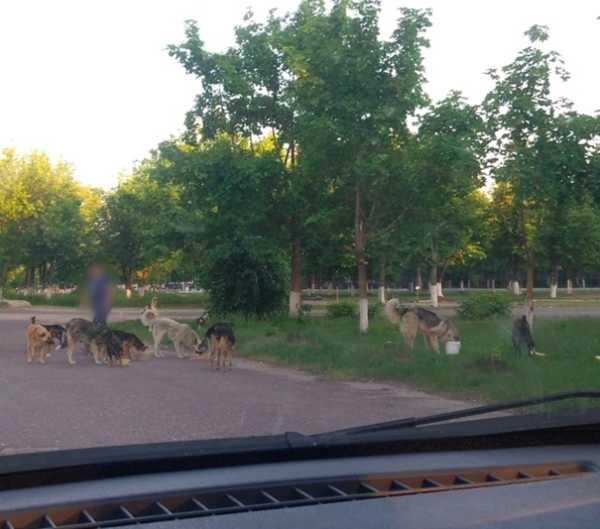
[0,308,470,455]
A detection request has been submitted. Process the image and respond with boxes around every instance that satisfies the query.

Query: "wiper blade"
[316,390,600,440]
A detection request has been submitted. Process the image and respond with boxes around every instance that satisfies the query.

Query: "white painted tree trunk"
[492,279,496,290]
[511,281,520,296]
[429,283,439,308]
[138,286,145,297]
[359,297,369,333]
[125,288,132,299]
[567,279,573,294]
[582,278,586,288]
[288,291,301,318]
[378,286,386,305]
[436,281,444,298]
[460,279,464,291]
[550,282,558,299]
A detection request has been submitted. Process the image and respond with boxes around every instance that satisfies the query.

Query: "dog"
[65,318,104,365]
[140,302,203,358]
[36,321,67,350]
[197,322,236,369]
[112,329,148,360]
[90,326,123,366]
[196,310,210,327]
[26,317,54,364]
[384,299,459,353]
[512,315,535,356]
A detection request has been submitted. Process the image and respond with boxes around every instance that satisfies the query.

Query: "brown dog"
[384,299,459,353]
[26,317,54,364]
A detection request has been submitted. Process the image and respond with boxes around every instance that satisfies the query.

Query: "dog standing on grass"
[512,315,535,356]
[384,299,459,353]
[26,317,54,364]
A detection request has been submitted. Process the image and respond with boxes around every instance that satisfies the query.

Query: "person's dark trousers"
[93,306,109,326]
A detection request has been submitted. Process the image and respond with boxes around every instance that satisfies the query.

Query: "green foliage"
[458,293,511,320]
[327,302,356,318]
[201,238,288,318]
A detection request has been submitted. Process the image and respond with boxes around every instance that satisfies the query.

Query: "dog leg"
[66,335,76,365]
[425,333,440,353]
[26,342,32,364]
[153,329,166,358]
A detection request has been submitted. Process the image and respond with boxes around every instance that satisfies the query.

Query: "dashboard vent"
[1,462,591,528]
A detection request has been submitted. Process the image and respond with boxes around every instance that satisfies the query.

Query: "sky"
[1,1,598,189]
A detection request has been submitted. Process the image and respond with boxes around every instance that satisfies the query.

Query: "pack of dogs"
[25,300,236,368]
[384,298,542,357]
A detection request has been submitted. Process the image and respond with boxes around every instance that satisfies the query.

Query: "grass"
[3,289,208,308]
[113,314,600,407]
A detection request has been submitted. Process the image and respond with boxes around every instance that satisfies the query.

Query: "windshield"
[1,0,599,456]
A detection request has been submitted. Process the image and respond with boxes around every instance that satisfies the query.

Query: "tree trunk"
[416,267,422,290]
[567,278,573,294]
[526,257,534,330]
[549,264,559,299]
[354,187,369,333]
[289,239,302,318]
[429,266,438,308]
[460,279,464,291]
[429,242,439,308]
[125,268,134,299]
[511,280,521,296]
[436,282,443,298]
[378,256,386,305]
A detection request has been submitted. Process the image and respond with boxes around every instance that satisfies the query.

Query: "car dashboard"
[0,443,599,529]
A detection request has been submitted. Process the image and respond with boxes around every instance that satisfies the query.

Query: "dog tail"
[384,299,408,326]
[30,316,36,324]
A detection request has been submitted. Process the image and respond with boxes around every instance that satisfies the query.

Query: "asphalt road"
[0,308,470,455]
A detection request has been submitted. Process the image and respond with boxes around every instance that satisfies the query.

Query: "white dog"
[140,300,203,359]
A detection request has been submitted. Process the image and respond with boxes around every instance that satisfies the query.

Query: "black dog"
[512,316,535,356]
[112,329,147,359]
[93,326,123,364]
[196,322,236,368]
[205,322,236,345]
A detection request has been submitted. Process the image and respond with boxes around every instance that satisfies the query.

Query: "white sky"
[1,1,598,189]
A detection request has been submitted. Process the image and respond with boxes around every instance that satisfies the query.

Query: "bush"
[458,293,511,320]
[200,238,288,318]
[327,302,356,318]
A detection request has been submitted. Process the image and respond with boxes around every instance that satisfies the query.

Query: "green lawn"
[113,315,600,407]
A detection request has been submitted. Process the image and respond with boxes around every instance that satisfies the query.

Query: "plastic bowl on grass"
[445,341,461,355]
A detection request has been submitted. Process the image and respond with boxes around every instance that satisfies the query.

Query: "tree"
[484,24,571,325]
[0,149,90,289]
[97,168,179,292]
[168,11,319,318]
[284,1,432,331]
[410,92,485,306]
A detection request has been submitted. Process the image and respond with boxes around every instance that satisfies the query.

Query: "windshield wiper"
[316,390,600,440]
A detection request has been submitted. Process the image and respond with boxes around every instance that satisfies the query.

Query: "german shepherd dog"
[197,322,236,369]
[384,299,459,353]
[65,318,123,365]
[26,317,54,364]
[112,329,148,360]
[140,301,204,358]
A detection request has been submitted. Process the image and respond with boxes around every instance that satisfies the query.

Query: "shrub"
[327,302,356,318]
[200,238,288,318]
[458,293,511,320]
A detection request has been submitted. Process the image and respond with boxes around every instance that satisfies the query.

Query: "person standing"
[87,263,112,325]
